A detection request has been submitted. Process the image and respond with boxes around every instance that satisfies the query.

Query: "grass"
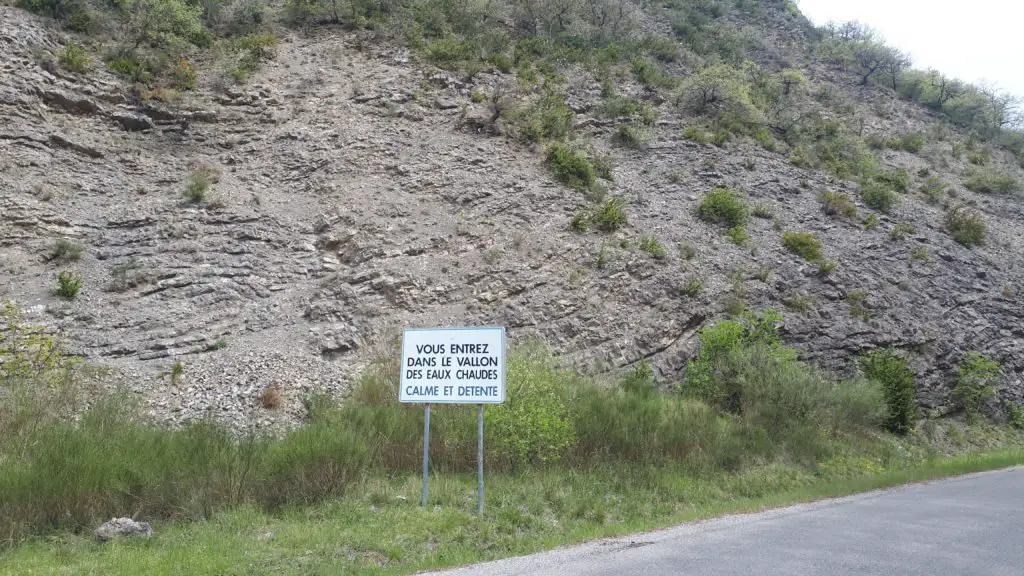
[545,144,597,191]
[5,307,1024,574]
[697,188,748,228]
[963,168,1020,195]
[782,232,823,262]
[58,42,90,73]
[638,235,666,259]
[3,450,1021,575]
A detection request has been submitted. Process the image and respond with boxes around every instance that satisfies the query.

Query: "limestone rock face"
[1,4,1021,431]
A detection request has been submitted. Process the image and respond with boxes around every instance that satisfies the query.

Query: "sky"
[796,0,1024,99]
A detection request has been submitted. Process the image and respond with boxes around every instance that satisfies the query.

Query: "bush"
[170,59,197,90]
[614,124,650,149]
[516,95,575,143]
[889,223,915,241]
[945,204,986,247]
[898,132,925,153]
[697,188,748,228]
[639,235,666,259]
[599,97,656,125]
[860,349,917,434]
[55,271,83,299]
[954,352,1000,424]
[683,125,710,144]
[680,278,702,296]
[861,181,898,212]
[727,225,749,245]
[782,232,824,262]
[591,198,628,231]
[185,165,219,203]
[920,176,946,204]
[963,168,1021,194]
[51,239,84,263]
[58,42,90,74]
[545,144,595,191]
[820,191,857,218]
[875,169,910,193]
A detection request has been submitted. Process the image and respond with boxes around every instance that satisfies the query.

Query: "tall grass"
[0,303,969,544]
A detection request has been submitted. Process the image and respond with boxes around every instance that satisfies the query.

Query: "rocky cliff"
[1,1,1022,429]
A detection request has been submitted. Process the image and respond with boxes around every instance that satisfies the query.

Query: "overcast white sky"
[796,0,1024,99]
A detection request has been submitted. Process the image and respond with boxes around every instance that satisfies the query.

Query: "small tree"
[954,352,1000,424]
[860,349,917,434]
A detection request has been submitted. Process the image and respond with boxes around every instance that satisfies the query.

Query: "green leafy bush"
[820,191,857,218]
[897,132,925,153]
[55,271,83,299]
[516,95,575,143]
[889,223,915,241]
[599,97,656,125]
[680,278,702,296]
[954,352,1000,424]
[683,125,710,144]
[545,144,595,191]
[861,181,898,212]
[963,168,1020,194]
[782,232,824,262]
[51,239,84,263]
[591,198,628,231]
[920,176,946,204]
[614,124,650,150]
[58,42,91,74]
[875,169,910,193]
[860,349,917,434]
[945,204,986,247]
[727,225,749,245]
[639,235,666,259]
[697,188,748,228]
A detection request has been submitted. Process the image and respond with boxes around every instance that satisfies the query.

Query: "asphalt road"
[429,468,1024,576]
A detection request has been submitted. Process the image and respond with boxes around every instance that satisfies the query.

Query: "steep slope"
[1,1,1022,429]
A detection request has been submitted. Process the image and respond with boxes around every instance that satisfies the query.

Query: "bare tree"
[881,49,911,91]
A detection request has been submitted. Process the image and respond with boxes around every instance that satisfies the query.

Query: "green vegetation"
[184,165,219,203]
[545,144,599,191]
[4,299,1024,572]
[55,271,82,299]
[963,168,1021,195]
[846,290,871,321]
[863,213,879,230]
[614,123,651,150]
[697,188,748,228]
[861,181,898,212]
[868,132,925,153]
[58,42,90,73]
[875,169,910,193]
[920,176,946,204]
[909,246,930,262]
[820,191,857,219]
[782,232,824,262]
[683,125,710,144]
[860,349,917,434]
[599,96,656,125]
[51,239,84,263]
[726,225,749,245]
[955,352,1000,425]
[639,235,667,260]
[516,96,575,143]
[889,223,915,242]
[945,204,987,247]
[680,278,703,296]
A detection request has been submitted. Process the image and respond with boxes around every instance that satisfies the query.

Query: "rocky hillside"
[1,0,1022,429]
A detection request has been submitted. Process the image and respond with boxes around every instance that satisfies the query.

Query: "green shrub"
[614,124,650,149]
[846,290,871,321]
[817,259,838,276]
[967,148,990,166]
[898,132,925,153]
[909,246,929,262]
[489,346,575,466]
[55,271,82,299]
[963,168,1020,194]
[683,125,710,144]
[954,352,1000,425]
[863,213,879,230]
[170,59,196,90]
[185,166,218,203]
[680,278,702,296]
[105,50,157,84]
[697,188,748,228]
[889,223,916,241]
[920,176,946,204]
[51,239,84,263]
[570,211,590,232]
[726,225,749,245]
[424,36,473,70]
[751,203,775,219]
[516,95,575,143]
[782,232,823,262]
[545,144,595,191]
[861,181,898,212]
[860,349,917,434]
[591,198,628,231]
[945,204,986,247]
[599,97,656,125]
[875,169,910,193]
[639,235,666,259]
[820,191,857,218]
[58,42,91,74]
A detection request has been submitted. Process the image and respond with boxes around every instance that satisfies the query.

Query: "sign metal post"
[421,404,431,507]
[399,327,505,511]
[477,403,485,515]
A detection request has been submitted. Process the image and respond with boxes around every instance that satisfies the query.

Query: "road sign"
[401,327,505,514]
[400,327,505,404]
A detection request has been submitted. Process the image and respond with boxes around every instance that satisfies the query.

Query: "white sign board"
[400,327,506,404]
